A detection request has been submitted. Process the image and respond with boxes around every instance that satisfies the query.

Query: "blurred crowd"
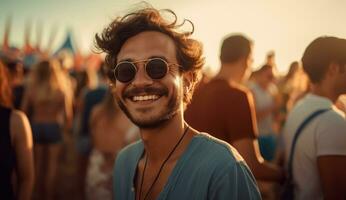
[1,17,346,200]
[1,32,139,200]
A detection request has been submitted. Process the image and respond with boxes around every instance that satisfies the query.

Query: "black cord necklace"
[137,124,190,200]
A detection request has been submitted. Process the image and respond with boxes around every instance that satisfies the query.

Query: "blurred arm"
[64,93,73,130]
[11,111,34,200]
[317,156,346,200]
[232,138,284,182]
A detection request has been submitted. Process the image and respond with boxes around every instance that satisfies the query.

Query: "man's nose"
[131,64,153,87]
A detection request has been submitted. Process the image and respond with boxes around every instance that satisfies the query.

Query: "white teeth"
[133,95,159,101]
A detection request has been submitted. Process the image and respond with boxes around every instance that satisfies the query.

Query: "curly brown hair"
[94,6,205,104]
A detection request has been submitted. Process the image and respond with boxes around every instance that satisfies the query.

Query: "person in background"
[76,63,108,199]
[186,35,283,199]
[0,61,34,200]
[2,57,26,110]
[86,92,138,200]
[21,60,70,200]
[265,51,276,68]
[276,62,310,171]
[249,64,279,162]
[186,34,283,181]
[283,36,346,199]
[276,61,300,128]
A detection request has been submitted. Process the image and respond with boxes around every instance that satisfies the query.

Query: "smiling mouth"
[124,86,168,103]
[132,94,161,102]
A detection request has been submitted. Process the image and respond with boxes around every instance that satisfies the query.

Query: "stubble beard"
[116,86,182,129]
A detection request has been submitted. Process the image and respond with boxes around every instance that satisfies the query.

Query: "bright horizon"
[1,0,346,75]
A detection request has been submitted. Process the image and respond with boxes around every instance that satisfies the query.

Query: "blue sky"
[1,0,346,74]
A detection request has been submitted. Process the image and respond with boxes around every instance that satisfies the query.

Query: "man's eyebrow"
[117,58,133,63]
[148,56,168,61]
[118,56,169,63]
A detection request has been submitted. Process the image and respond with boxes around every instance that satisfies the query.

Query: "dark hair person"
[282,36,346,199]
[220,34,253,64]
[186,33,284,193]
[95,7,204,105]
[95,6,260,200]
[0,61,34,200]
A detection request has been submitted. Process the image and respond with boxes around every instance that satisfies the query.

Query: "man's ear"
[109,81,117,94]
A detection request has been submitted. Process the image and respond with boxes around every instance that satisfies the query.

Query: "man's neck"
[310,81,339,103]
[216,63,243,85]
[139,111,187,163]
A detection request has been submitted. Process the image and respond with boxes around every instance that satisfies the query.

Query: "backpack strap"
[287,108,331,180]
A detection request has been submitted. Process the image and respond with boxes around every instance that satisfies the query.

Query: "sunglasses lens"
[146,59,168,79]
[115,63,136,83]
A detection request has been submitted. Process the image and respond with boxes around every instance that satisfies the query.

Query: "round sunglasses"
[113,57,181,83]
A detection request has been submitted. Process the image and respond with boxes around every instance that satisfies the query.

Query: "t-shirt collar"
[305,93,333,108]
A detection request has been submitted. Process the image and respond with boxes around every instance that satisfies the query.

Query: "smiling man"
[95,7,260,200]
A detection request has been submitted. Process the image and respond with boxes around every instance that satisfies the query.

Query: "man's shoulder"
[116,140,143,166]
[314,108,346,156]
[316,107,346,132]
[286,98,345,139]
[232,83,251,95]
[118,140,142,156]
[290,98,343,122]
[193,133,245,165]
[189,133,255,188]
[205,79,250,99]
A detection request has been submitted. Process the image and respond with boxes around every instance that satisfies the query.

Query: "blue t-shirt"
[114,133,261,200]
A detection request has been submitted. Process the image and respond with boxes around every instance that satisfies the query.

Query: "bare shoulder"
[10,110,31,141]
[11,110,28,125]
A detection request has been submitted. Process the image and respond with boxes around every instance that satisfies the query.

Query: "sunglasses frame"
[113,57,181,83]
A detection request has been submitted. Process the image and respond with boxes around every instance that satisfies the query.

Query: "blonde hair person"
[21,59,71,200]
[286,66,310,111]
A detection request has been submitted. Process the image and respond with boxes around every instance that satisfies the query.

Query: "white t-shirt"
[283,94,346,200]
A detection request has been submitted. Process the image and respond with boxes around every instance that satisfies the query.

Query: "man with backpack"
[282,36,346,199]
